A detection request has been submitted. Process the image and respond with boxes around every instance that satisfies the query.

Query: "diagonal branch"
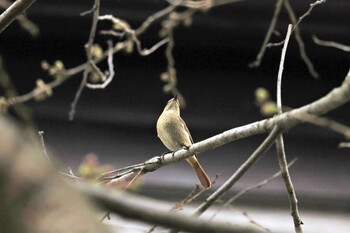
[284,0,319,78]
[102,68,350,187]
[211,158,298,221]
[77,182,256,233]
[249,0,284,68]
[0,0,36,34]
[192,125,283,217]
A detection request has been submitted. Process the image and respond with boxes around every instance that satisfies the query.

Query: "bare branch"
[135,37,169,56]
[265,0,325,78]
[38,131,50,162]
[0,0,39,36]
[276,136,303,232]
[69,0,101,121]
[267,0,326,48]
[167,0,243,10]
[0,0,36,34]
[277,24,293,114]
[284,0,319,78]
[211,158,298,220]
[313,35,350,52]
[275,24,303,233]
[101,69,350,188]
[241,211,271,233]
[193,125,283,217]
[294,112,350,139]
[98,15,169,57]
[249,0,284,68]
[136,1,181,35]
[77,182,256,233]
[293,0,326,30]
[86,40,115,89]
[255,88,350,138]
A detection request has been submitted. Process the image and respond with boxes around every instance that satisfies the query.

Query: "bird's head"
[163,95,180,113]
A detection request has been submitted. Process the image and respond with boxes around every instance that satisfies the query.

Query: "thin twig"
[86,40,115,89]
[98,15,170,57]
[294,112,350,139]
[38,131,50,162]
[193,125,283,217]
[136,0,181,35]
[95,162,146,181]
[165,173,223,233]
[284,0,319,78]
[69,71,88,121]
[249,0,284,68]
[265,0,325,78]
[0,56,35,127]
[167,0,242,9]
[313,35,350,52]
[69,0,100,121]
[267,0,326,48]
[242,211,271,233]
[275,24,303,233]
[135,37,170,56]
[211,158,298,220]
[59,171,84,180]
[275,137,303,232]
[293,0,326,30]
[277,24,293,114]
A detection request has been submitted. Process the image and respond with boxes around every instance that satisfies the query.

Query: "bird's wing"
[179,116,194,144]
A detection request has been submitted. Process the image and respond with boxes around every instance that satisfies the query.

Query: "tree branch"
[284,0,319,78]
[211,158,298,221]
[249,0,284,68]
[69,0,101,121]
[313,35,350,52]
[0,0,36,34]
[77,182,256,233]
[276,24,293,114]
[101,68,350,187]
[192,125,283,217]
[275,24,303,233]
[276,136,303,232]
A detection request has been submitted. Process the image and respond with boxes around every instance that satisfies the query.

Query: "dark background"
[1,0,350,225]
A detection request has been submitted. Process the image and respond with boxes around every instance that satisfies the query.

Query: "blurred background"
[1,0,349,232]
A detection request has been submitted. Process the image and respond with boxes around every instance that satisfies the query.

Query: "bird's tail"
[187,155,211,189]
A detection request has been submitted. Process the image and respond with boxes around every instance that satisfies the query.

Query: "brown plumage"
[156,96,211,188]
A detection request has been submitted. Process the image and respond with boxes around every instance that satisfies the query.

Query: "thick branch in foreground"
[0,115,108,233]
[77,182,256,233]
[0,0,36,33]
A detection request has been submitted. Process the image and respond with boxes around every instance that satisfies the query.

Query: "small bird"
[156,96,211,188]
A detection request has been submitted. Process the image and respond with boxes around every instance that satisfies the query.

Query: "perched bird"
[156,96,211,188]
